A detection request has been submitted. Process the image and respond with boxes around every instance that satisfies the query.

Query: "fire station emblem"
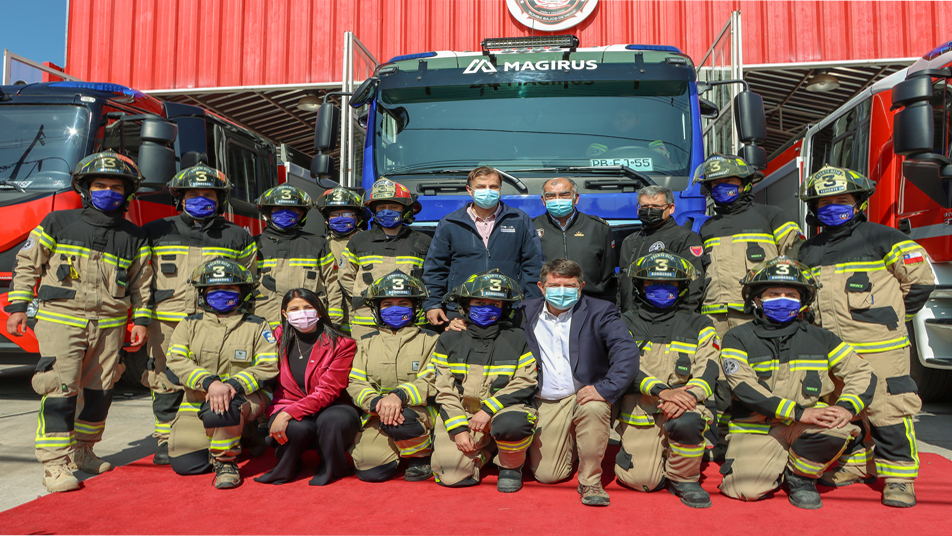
[690,246,703,257]
[506,0,599,32]
[537,228,544,238]
[20,236,34,251]
[263,327,276,344]
[722,358,740,376]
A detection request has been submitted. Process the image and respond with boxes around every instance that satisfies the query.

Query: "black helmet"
[740,256,820,307]
[800,165,876,211]
[628,251,696,307]
[364,179,422,224]
[443,269,523,315]
[316,187,368,233]
[190,258,257,313]
[71,151,142,209]
[362,271,428,327]
[692,154,763,192]
[167,164,232,214]
[255,185,313,229]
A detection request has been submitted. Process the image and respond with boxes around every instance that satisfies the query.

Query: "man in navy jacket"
[519,259,640,506]
[423,166,544,326]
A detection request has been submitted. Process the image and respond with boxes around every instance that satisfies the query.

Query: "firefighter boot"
[578,483,611,506]
[43,463,80,493]
[213,461,242,489]
[882,481,916,508]
[152,442,170,465]
[71,443,113,474]
[783,469,822,510]
[404,455,433,482]
[818,464,874,488]
[497,465,524,493]
[668,480,712,508]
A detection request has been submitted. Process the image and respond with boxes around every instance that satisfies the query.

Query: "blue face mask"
[711,183,741,205]
[761,297,800,324]
[375,209,403,228]
[817,204,855,227]
[184,196,217,219]
[206,290,241,313]
[90,190,125,212]
[328,215,357,234]
[644,283,678,309]
[545,199,574,218]
[544,287,580,310]
[271,209,300,229]
[472,188,500,209]
[380,305,414,329]
[469,305,502,327]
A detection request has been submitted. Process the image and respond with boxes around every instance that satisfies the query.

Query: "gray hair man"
[532,178,616,302]
[617,185,705,313]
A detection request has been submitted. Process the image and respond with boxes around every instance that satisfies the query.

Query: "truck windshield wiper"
[0,180,26,192]
[504,166,655,186]
[9,125,45,181]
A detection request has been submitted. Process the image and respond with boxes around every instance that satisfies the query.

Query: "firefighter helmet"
[190,258,257,313]
[628,251,696,283]
[71,151,143,206]
[255,185,312,228]
[364,179,422,224]
[362,271,428,327]
[316,187,368,231]
[692,154,763,188]
[167,164,232,213]
[443,269,524,314]
[740,256,820,307]
[800,165,876,208]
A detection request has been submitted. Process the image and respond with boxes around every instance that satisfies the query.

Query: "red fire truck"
[761,40,952,401]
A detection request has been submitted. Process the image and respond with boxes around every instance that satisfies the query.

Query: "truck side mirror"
[699,97,719,119]
[137,119,178,184]
[739,144,767,170]
[894,101,934,156]
[890,76,933,111]
[350,78,379,108]
[314,103,341,153]
[310,154,336,179]
[902,158,952,208]
[734,90,767,143]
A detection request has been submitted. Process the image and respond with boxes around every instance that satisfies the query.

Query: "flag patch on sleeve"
[903,251,925,265]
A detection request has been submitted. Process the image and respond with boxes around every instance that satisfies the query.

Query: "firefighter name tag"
[412,361,420,372]
[234,350,248,361]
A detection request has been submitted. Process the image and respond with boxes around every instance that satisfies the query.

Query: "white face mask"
[286,309,319,331]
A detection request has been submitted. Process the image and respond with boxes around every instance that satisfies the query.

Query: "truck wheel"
[909,325,952,402]
[119,346,149,391]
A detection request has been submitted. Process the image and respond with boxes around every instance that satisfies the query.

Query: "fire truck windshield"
[374,80,693,181]
[0,106,90,190]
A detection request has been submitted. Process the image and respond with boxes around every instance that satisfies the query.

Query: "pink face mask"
[286,309,319,331]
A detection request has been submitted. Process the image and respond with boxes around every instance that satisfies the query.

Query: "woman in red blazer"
[254,288,359,486]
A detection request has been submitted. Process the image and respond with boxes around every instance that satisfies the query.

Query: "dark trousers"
[254,404,360,486]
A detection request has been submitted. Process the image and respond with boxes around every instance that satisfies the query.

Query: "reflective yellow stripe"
[669,341,697,354]
[179,400,202,413]
[639,376,663,395]
[517,352,535,368]
[728,422,771,434]
[669,443,705,457]
[254,352,277,364]
[153,311,188,321]
[686,378,712,398]
[233,371,259,392]
[238,243,257,259]
[97,316,129,329]
[8,290,35,302]
[698,326,717,345]
[397,435,432,456]
[840,448,873,464]
[35,310,88,328]
[395,256,424,267]
[349,368,368,381]
[788,359,828,371]
[750,359,779,373]
[74,421,105,434]
[776,399,796,420]
[203,247,239,258]
[732,233,774,243]
[720,347,748,364]
[834,261,886,273]
[258,259,278,269]
[398,382,423,406]
[33,226,56,249]
[496,435,533,452]
[288,258,320,267]
[619,412,655,426]
[850,337,909,353]
[355,388,377,407]
[828,342,854,367]
[884,240,924,266]
[357,255,384,265]
[208,437,242,450]
[152,245,189,255]
[773,221,800,241]
[185,369,211,390]
[789,451,825,476]
[703,238,720,249]
[838,394,865,414]
[701,303,745,314]
[133,308,152,319]
[483,397,503,413]
[444,415,469,431]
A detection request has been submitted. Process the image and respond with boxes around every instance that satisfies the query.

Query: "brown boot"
[818,465,874,487]
[213,461,242,489]
[882,481,916,508]
[71,444,112,474]
[43,463,80,493]
[578,483,610,506]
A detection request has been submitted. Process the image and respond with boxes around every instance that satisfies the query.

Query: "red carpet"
[2,448,950,535]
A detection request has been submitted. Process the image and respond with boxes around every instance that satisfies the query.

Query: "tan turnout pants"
[529,395,611,487]
[352,406,436,471]
[142,319,185,445]
[707,310,752,447]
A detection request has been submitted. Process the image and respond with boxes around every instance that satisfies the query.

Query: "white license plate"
[589,158,653,171]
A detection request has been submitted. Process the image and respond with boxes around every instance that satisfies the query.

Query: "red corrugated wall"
[65,0,952,90]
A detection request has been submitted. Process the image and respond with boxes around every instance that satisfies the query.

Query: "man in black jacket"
[532,178,616,302]
[617,185,704,313]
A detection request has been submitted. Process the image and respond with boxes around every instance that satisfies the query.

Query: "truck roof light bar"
[625,44,682,53]
[481,35,579,54]
[388,52,437,63]
[49,81,144,98]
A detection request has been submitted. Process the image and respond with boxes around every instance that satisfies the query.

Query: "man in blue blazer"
[520,259,641,506]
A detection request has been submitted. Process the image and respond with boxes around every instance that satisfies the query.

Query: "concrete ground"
[1,364,951,512]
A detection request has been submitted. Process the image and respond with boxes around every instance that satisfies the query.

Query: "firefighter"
[141,164,257,465]
[430,270,538,492]
[347,271,440,482]
[798,166,935,508]
[253,185,342,328]
[718,257,876,509]
[164,258,278,488]
[616,252,719,508]
[315,187,367,334]
[694,154,804,461]
[339,179,430,339]
[5,151,153,492]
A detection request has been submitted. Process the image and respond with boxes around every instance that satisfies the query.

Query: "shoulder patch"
[648,241,666,252]
[722,358,741,376]
[262,326,276,344]
[689,245,703,257]
[20,236,34,252]
[536,228,544,238]
[592,215,610,227]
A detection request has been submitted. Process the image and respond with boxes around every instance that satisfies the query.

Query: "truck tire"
[908,324,952,402]
[119,346,149,391]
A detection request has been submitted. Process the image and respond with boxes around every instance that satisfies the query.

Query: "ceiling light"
[297,95,322,111]
[806,73,840,93]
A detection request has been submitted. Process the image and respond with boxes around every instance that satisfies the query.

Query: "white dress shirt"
[533,304,583,400]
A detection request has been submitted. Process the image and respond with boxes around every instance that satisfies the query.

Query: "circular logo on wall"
[506,0,599,32]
